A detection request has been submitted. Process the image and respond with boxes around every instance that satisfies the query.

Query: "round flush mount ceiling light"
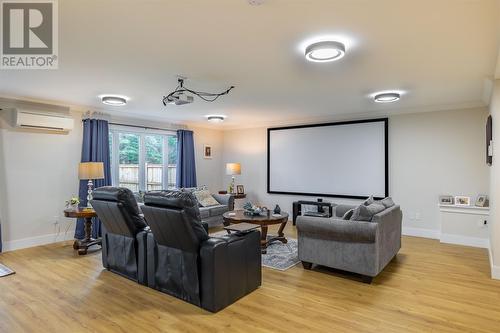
[305,41,346,62]
[100,95,128,106]
[373,92,401,103]
[206,115,226,123]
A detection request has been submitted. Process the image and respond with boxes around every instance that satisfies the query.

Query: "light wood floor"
[1,224,499,333]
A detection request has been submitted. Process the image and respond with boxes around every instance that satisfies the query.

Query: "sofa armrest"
[199,230,261,312]
[372,205,402,269]
[212,193,234,210]
[296,216,378,243]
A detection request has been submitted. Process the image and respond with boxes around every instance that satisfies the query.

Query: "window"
[109,126,177,192]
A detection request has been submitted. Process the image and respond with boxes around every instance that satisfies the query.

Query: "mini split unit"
[14,109,74,132]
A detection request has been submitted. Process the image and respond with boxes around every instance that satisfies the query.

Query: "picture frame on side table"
[454,196,470,206]
[236,185,245,194]
[475,195,489,207]
[439,195,454,205]
[204,145,212,159]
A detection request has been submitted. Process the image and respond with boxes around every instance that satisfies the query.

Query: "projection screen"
[267,119,388,199]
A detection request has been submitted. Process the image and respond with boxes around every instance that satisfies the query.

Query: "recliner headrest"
[92,186,147,230]
[144,190,201,222]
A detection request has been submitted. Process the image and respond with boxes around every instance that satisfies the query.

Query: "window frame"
[109,125,177,192]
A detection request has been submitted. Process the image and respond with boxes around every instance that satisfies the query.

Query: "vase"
[273,204,281,214]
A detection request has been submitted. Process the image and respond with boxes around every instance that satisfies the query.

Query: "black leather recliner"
[91,187,149,285]
[142,190,262,312]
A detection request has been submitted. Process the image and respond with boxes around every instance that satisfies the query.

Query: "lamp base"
[86,179,94,209]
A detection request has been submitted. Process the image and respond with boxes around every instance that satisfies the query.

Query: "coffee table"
[222,210,289,253]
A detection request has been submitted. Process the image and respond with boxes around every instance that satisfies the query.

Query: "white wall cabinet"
[438,205,489,248]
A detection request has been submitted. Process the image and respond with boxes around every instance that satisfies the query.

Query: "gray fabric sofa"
[296,203,402,283]
[198,193,234,228]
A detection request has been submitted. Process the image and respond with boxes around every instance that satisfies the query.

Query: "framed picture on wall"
[204,145,212,159]
[486,115,493,166]
[454,196,471,206]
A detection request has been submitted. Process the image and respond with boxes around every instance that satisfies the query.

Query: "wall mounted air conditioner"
[14,110,74,132]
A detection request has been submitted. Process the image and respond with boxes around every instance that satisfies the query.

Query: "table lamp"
[226,163,241,194]
[79,162,104,209]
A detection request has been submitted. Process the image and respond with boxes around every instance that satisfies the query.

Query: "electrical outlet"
[415,212,421,221]
[477,219,488,229]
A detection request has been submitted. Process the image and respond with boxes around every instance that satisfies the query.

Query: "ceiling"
[1,0,499,129]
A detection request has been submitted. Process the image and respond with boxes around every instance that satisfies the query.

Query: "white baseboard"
[402,227,440,239]
[440,233,490,249]
[489,247,500,280]
[2,231,75,252]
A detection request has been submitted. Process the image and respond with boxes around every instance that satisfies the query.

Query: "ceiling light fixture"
[305,41,346,62]
[373,92,401,103]
[101,95,128,106]
[163,77,235,106]
[206,115,226,123]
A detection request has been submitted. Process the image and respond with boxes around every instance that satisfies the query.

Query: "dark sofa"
[142,190,262,312]
[91,187,262,313]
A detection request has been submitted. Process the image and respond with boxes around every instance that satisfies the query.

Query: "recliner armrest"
[296,216,377,243]
[136,230,148,285]
[199,230,261,312]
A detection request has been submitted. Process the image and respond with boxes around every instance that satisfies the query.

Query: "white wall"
[489,79,500,279]
[390,108,489,236]
[222,108,489,237]
[0,110,82,251]
[188,125,224,192]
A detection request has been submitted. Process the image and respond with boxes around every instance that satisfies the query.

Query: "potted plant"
[65,196,80,211]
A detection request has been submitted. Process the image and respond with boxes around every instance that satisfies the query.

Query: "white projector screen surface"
[268,120,387,198]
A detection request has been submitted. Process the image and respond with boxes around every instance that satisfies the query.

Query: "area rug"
[210,231,299,271]
[0,263,15,277]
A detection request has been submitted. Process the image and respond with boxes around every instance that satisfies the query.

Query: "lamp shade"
[79,162,104,180]
[226,163,241,175]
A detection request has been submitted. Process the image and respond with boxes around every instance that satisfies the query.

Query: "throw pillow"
[193,190,219,207]
[350,203,385,221]
[363,195,375,206]
[342,209,354,220]
[380,197,395,208]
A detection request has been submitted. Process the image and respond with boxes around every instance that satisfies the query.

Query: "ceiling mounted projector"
[163,77,235,106]
[164,91,194,105]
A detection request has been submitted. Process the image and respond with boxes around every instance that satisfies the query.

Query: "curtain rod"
[107,122,179,132]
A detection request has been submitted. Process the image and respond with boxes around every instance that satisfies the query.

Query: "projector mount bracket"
[162,77,235,106]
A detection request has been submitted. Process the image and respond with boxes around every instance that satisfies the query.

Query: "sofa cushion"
[199,207,210,219]
[193,190,220,207]
[342,209,354,220]
[351,203,385,222]
[363,195,375,206]
[209,204,229,217]
[380,197,395,208]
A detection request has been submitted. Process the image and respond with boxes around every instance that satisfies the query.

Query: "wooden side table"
[64,209,102,255]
